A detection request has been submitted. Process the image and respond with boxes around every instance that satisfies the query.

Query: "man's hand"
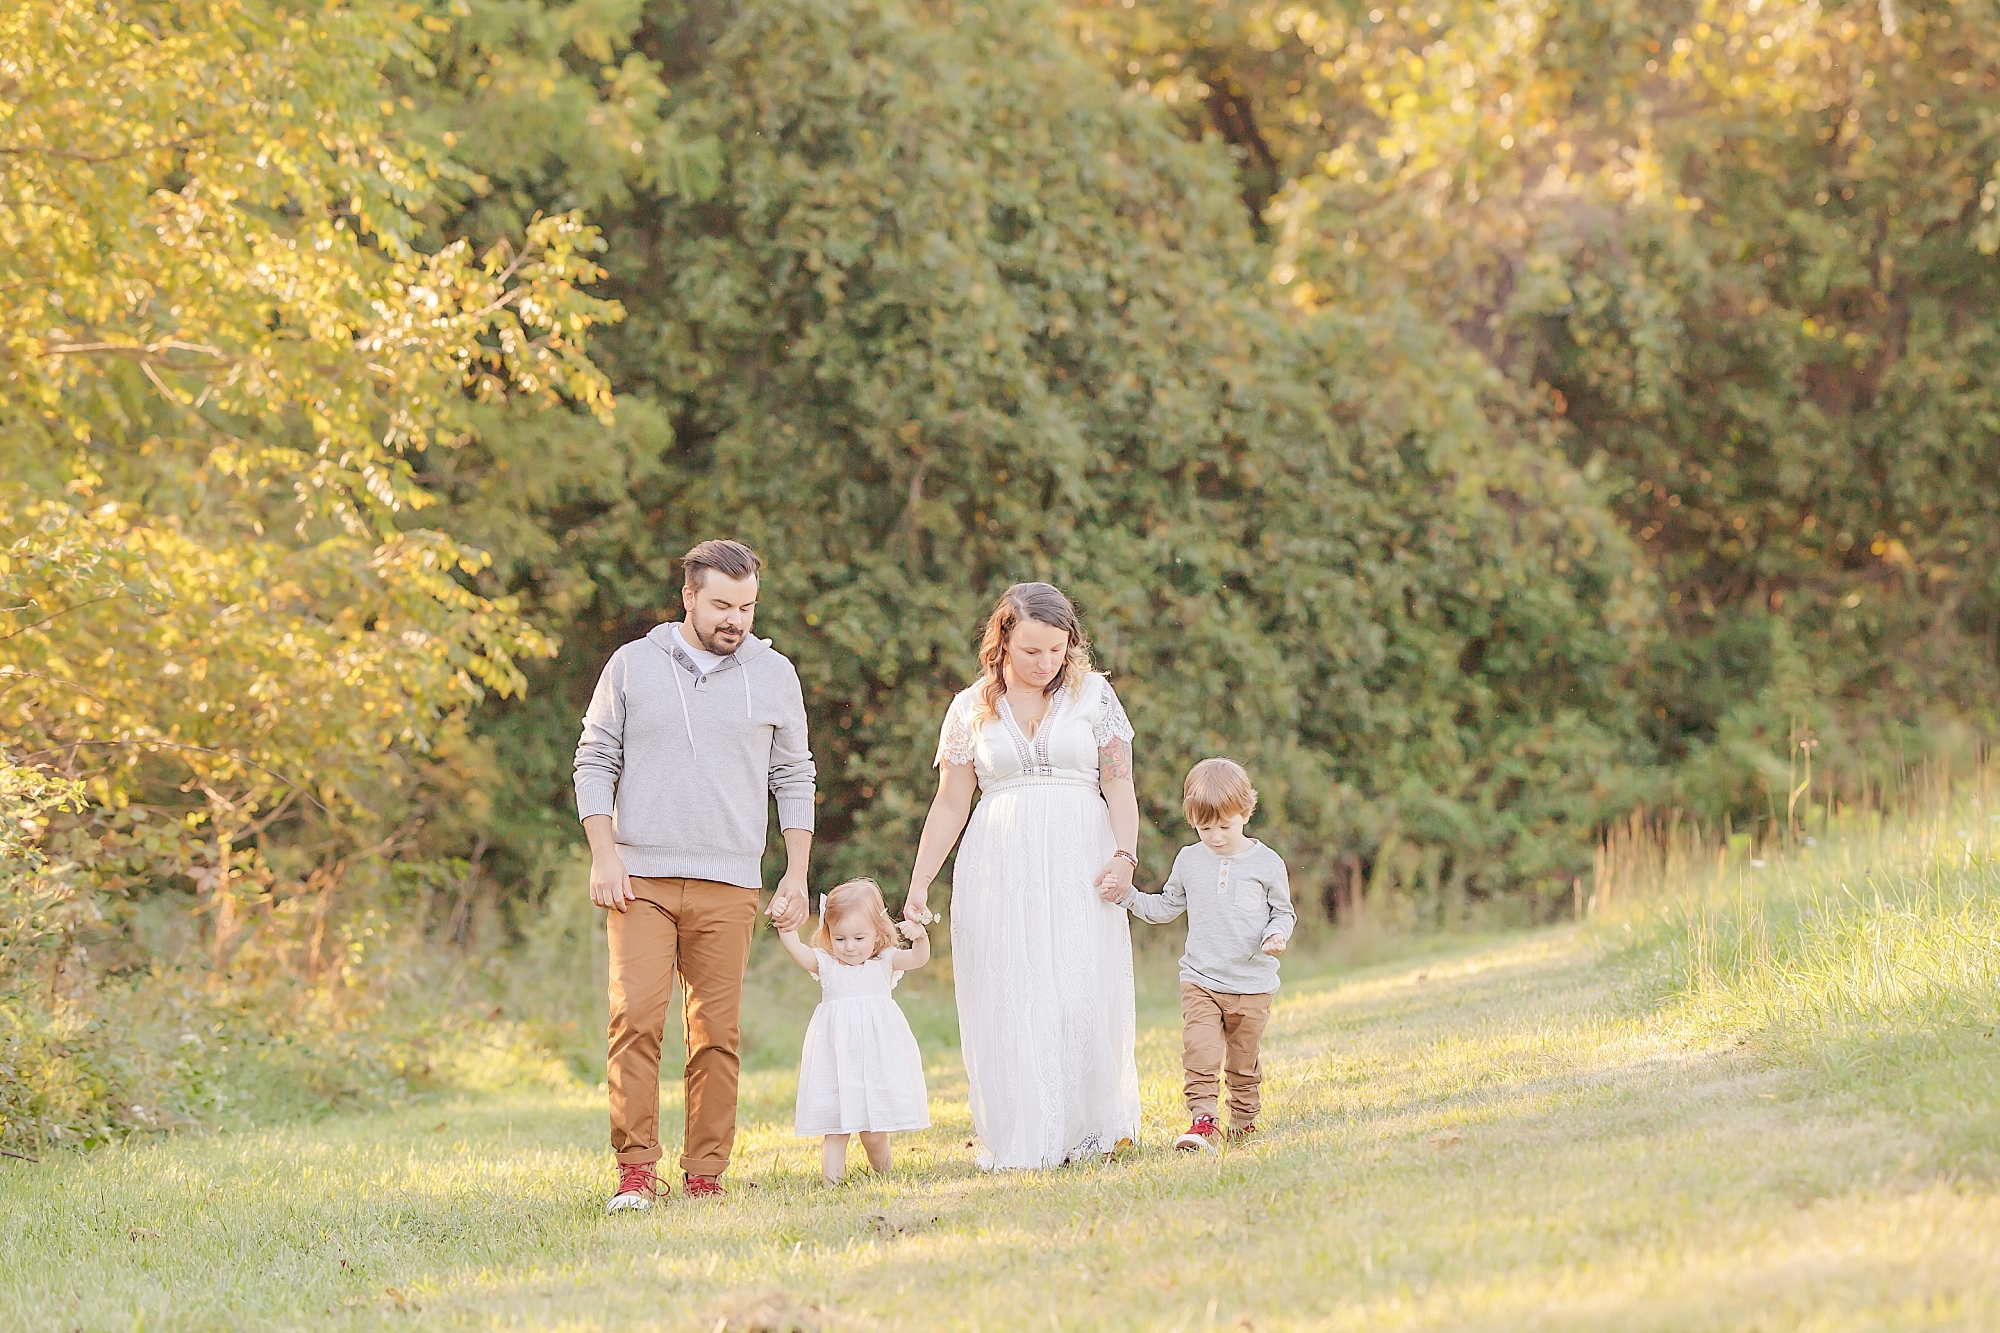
[589,848,634,912]
[767,872,811,932]
[1261,934,1287,956]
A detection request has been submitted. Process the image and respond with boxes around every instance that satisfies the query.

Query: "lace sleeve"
[933,693,975,768]
[1093,677,1135,750]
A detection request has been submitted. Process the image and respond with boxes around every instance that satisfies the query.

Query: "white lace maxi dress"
[934,672,1142,1169]
[794,951,930,1137]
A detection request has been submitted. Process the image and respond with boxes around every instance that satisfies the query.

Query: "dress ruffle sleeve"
[1092,676,1135,750]
[934,691,976,768]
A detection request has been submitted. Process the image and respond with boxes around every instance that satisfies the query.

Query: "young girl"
[775,877,932,1182]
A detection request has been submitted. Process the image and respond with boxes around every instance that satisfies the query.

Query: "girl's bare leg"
[860,1131,891,1173]
[821,1134,849,1183]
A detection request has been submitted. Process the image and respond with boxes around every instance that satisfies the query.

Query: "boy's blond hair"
[810,877,901,957]
[1183,757,1258,827]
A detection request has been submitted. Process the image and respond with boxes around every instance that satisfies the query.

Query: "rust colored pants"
[1180,982,1273,1127]
[607,876,758,1175]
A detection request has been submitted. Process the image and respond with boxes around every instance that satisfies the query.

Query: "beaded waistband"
[980,774,1101,796]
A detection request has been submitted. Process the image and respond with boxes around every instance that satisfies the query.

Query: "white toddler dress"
[794,951,930,1137]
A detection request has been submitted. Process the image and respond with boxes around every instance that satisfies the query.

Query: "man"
[573,538,815,1211]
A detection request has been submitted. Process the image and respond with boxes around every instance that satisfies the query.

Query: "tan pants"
[607,876,758,1175]
[1181,982,1273,1126]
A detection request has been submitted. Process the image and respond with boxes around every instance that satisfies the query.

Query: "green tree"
[430,0,1654,917]
[0,0,618,1147]
[1068,0,2000,818]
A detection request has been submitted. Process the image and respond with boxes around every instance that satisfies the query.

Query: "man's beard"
[692,622,744,655]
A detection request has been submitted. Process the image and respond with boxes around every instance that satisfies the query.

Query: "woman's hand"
[903,884,934,925]
[1093,856,1134,904]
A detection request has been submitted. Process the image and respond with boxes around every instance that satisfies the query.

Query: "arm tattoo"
[1099,737,1132,781]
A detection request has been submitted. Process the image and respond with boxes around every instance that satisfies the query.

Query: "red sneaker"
[1174,1114,1221,1153]
[607,1162,663,1213]
[682,1173,726,1199]
[1227,1123,1259,1144]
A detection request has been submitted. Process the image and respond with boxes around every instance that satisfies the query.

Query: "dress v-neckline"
[1001,693,1049,743]
[998,684,1065,769]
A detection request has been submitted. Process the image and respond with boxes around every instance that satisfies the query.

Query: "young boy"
[1110,757,1295,1151]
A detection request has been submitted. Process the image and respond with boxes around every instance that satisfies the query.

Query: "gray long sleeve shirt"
[1122,840,1296,994]
[573,624,816,888]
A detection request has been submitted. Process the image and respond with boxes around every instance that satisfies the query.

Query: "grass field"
[4,788,1997,1332]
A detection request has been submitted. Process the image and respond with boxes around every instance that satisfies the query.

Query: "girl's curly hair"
[810,877,900,958]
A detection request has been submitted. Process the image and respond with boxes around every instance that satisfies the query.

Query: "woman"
[903,582,1143,1168]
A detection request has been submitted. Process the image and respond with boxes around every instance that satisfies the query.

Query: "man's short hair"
[1183,757,1258,827]
[681,539,763,589]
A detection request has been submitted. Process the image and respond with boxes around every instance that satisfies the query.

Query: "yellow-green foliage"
[0,0,623,1150]
[1072,0,2000,814]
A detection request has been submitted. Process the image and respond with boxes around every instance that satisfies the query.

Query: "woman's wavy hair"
[810,878,901,958]
[972,582,1094,724]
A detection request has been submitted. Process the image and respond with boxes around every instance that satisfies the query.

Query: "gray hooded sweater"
[573,624,816,888]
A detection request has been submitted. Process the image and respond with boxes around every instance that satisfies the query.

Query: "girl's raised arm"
[775,927,821,976]
[888,920,931,972]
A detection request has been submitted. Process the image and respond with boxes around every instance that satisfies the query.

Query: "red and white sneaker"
[607,1162,664,1213]
[682,1173,726,1199]
[1174,1114,1221,1153]
[1227,1123,1260,1145]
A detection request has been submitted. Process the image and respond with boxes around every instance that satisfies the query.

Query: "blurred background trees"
[1069,0,2000,812]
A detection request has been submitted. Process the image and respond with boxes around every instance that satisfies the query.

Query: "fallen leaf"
[1428,1129,1462,1149]
[128,1227,162,1241]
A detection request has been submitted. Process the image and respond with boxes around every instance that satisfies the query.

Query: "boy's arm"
[1122,856,1189,925]
[889,921,931,971]
[1262,856,1298,949]
[775,928,820,976]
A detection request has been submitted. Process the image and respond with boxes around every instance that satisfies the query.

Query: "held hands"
[1093,855,1135,905]
[1261,934,1287,956]
[902,886,935,926]
[767,872,811,932]
[894,919,927,946]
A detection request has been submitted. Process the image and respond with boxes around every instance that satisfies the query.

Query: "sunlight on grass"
[1599,766,2000,1171]
[5,795,1999,1330]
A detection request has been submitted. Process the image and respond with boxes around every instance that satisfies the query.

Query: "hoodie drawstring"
[671,657,700,762]
[654,627,757,758]
[669,644,754,758]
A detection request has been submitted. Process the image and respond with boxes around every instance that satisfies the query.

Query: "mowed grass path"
[5,929,1996,1332]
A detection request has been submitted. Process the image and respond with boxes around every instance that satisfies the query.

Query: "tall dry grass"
[1593,761,2000,1167]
